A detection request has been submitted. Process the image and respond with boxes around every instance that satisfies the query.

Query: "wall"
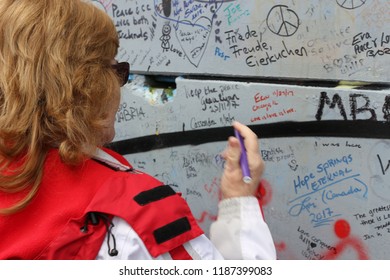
[93,0,389,82]
[92,0,390,259]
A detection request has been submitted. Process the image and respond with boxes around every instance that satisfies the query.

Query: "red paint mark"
[323,236,369,260]
[218,188,223,202]
[275,241,286,251]
[322,219,368,260]
[256,179,273,221]
[257,179,272,206]
[204,177,222,202]
[204,177,219,193]
[274,241,299,260]
[334,219,351,239]
[204,183,212,193]
[196,211,217,224]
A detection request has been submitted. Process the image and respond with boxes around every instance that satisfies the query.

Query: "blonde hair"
[0,0,120,214]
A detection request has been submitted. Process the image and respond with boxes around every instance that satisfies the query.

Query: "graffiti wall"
[111,77,390,259]
[93,0,389,82]
[91,0,390,259]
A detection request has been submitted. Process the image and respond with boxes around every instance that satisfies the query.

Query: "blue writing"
[288,196,317,217]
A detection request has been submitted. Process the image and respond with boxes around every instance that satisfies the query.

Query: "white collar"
[93,148,132,172]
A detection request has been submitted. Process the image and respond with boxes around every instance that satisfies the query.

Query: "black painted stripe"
[108,120,390,155]
[153,217,191,244]
[134,185,176,206]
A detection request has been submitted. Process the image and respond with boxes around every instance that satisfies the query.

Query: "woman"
[0,0,276,260]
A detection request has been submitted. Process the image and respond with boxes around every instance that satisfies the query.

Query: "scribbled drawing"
[154,0,224,67]
[153,172,180,189]
[368,141,390,200]
[288,159,298,171]
[266,5,300,37]
[160,22,172,52]
[377,154,390,176]
[91,0,113,11]
[336,0,367,10]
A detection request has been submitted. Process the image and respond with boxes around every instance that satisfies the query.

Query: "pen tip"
[243,176,252,184]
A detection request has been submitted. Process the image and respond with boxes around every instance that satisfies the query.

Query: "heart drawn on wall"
[174,16,212,67]
[154,0,224,68]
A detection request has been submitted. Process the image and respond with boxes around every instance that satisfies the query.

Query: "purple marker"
[234,128,252,184]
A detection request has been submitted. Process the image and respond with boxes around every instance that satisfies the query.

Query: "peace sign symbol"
[267,5,300,37]
[336,0,367,10]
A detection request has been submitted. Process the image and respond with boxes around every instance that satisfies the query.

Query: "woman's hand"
[220,121,265,199]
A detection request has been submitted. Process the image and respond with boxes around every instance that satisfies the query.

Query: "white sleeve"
[209,196,277,260]
[95,216,161,260]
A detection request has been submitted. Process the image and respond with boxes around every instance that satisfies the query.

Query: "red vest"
[0,148,203,259]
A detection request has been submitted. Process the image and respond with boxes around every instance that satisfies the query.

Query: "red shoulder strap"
[86,172,204,258]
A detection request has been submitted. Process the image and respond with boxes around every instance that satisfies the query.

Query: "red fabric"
[169,245,193,260]
[0,148,203,259]
[0,149,108,259]
[85,174,204,258]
